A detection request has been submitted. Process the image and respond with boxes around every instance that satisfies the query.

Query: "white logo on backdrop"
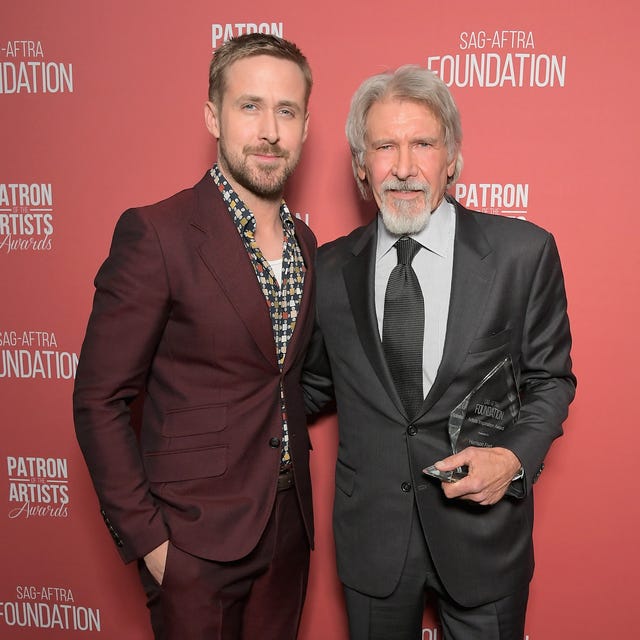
[454,183,529,219]
[0,41,73,94]
[0,183,54,254]
[0,331,78,379]
[427,30,566,88]
[212,22,284,49]
[0,586,101,632]
[7,455,70,520]
[423,628,531,639]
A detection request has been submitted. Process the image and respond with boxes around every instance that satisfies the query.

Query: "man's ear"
[204,101,220,139]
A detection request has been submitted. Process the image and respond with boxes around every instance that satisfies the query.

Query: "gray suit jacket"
[303,198,575,607]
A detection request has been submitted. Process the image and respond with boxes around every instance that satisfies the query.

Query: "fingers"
[435,447,518,505]
[441,474,506,505]
[433,450,469,473]
[144,539,169,585]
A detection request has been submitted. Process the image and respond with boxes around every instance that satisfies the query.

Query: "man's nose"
[392,146,418,180]
[259,111,280,145]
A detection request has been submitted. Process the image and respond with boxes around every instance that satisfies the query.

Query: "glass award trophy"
[423,356,520,482]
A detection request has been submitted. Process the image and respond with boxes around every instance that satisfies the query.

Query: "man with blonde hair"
[74,34,316,639]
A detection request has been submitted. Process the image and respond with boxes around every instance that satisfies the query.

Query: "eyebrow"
[236,94,303,111]
[277,99,303,111]
[369,135,441,146]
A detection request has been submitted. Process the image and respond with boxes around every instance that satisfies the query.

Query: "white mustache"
[381,179,430,194]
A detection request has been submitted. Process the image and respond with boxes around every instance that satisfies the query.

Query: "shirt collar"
[210,163,296,238]
[376,197,455,261]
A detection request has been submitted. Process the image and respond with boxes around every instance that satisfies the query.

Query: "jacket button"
[269,437,281,448]
[407,425,417,436]
[401,482,412,492]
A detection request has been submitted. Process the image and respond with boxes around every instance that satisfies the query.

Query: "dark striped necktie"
[382,236,425,418]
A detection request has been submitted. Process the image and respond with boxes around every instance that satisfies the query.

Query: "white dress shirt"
[374,198,456,400]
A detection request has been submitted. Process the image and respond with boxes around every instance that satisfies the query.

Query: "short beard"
[218,139,298,200]
[378,179,432,236]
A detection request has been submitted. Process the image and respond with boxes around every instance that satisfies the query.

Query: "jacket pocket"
[335,458,356,497]
[163,403,227,437]
[468,329,511,353]
[144,444,228,482]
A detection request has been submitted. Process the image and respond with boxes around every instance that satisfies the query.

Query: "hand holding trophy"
[424,356,521,488]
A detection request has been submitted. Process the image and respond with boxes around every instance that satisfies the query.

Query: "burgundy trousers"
[138,482,310,640]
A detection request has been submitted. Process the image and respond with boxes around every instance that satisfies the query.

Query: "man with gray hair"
[303,65,575,639]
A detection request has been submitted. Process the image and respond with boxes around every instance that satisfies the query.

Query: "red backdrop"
[1,1,638,638]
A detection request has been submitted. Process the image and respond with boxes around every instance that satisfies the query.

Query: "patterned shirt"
[211,164,306,466]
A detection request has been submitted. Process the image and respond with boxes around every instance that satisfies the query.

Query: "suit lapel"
[419,201,495,416]
[343,220,409,417]
[190,174,278,370]
[282,219,315,373]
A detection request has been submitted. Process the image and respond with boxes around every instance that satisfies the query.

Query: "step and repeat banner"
[1,1,638,638]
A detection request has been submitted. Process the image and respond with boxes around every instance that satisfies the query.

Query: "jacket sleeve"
[500,232,576,495]
[301,304,336,416]
[73,208,171,563]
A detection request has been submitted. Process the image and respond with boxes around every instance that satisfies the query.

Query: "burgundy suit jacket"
[73,172,316,563]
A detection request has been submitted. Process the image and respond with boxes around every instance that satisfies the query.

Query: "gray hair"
[345,65,463,198]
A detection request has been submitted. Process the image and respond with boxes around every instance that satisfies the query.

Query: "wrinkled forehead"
[364,98,445,140]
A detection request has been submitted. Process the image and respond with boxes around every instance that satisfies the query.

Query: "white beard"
[378,179,432,235]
